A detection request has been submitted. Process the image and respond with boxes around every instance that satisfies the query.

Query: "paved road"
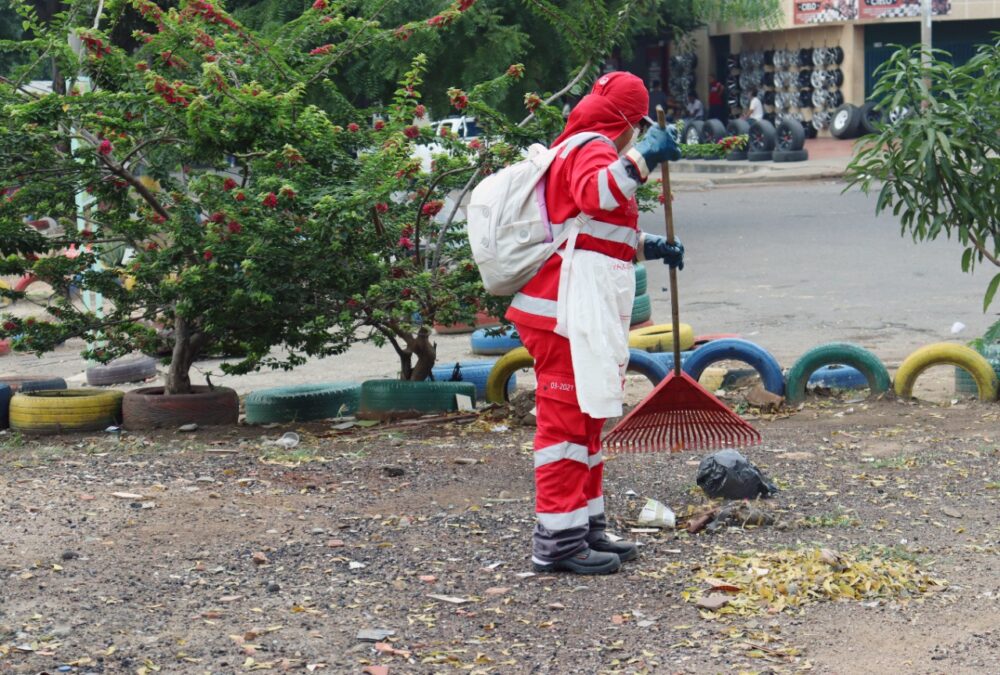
[650,179,992,365]
[1,179,993,390]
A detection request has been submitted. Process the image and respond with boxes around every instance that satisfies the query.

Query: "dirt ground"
[2,384,1000,675]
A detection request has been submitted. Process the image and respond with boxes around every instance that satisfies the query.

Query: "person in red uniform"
[505,72,683,575]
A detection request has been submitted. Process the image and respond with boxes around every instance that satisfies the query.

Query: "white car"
[412,116,481,172]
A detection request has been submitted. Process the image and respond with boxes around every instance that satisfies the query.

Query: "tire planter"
[784,342,891,404]
[0,376,67,393]
[700,119,727,143]
[630,293,652,325]
[628,323,696,353]
[10,389,124,434]
[830,104,861,140]
[357,380,477,420]
[749,120,777,152]
[470,326,523,356]
[123,386,238,429]
[431,360,514,401]
[808,365,870,390]
[634,263,647,296]
[726,119,751,137]
[894,343,998,401]
[245,382,361,424]
[683,121,705,145]
[773,149,809,162]
[681,338,785,396]
[0,383,11,429]
[955,344,1000,396]
[86,355,159,386]
[484,347,668,404]
[747,150,773,162]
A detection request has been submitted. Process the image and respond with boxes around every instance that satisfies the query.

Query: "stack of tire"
[830,102,883,140]
[747,117,808,162]
[807,46,845,135]
[669,52,697,105]
[631,262,651,327]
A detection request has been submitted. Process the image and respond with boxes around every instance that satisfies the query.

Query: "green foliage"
[846,39,1000,336]
[680,135,746,159]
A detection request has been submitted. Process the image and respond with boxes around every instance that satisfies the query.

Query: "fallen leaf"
[427,593,472,605]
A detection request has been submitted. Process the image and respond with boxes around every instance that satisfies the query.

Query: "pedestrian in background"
[744,87,763,121]
[648,79,668,120]
[685,91,704,120]
[708,76,726,121]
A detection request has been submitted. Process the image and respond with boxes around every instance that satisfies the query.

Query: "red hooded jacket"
[506,72,650,331]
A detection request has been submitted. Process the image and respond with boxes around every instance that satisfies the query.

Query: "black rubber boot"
[532,547,621,575]
[589,535,638,563]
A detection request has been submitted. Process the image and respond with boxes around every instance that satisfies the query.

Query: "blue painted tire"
[807,365,869,390]
[649,350,695,372]
[470,327,523,356]
[19,377,68,393]
[681,338,785,396]
[432,360,515,401]
[0,383,11,428]
[626,348,669,386]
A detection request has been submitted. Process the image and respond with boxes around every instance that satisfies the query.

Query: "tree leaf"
[984,272,1000,313]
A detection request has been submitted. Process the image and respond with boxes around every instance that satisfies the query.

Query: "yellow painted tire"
[10,389,124,434]
[628,323,695,353]
[486,347,534,404]
[894,342,998,401]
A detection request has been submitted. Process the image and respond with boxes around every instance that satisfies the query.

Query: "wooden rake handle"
[655,106,683,376]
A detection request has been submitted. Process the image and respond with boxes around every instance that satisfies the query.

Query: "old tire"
[0,376,69,393]
[726,151,748,161]
[808,365,869,390]
[776,118,806,151]
[86,355,159,386]
[628,323,696,353]
[954,344,1000,396]
[484,346,669,404]
[0,384,11,428]
[245,383,361,424]
[693,333,741,349]
[634,263,647,296]
[122,386,238,429]
[859,102,883,134]
[358,380,477,420]
[630,293,652,325]
[470,326,523,356]
[747,150,773,162]
[726,119,751,137]
[431,360,514,401]
[10,389,124,434]
[830,104,861,139]
[681,338,785,396]
[701,119,727,143]
[749,120,777,152]
[683,120,705,145]
[773,149,809,162]
[784,343,891,404]
[895,343,999,401]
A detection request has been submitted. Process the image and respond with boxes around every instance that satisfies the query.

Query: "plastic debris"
[696,449,777,500]
[270,431,299,449]
[951,321,966,334]
[636,498,676,529]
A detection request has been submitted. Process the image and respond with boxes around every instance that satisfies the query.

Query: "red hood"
[552,71,649,147]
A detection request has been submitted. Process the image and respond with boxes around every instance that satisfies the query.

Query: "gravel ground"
[2,391,1000,674]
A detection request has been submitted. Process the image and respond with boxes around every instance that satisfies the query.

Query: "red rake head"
[603,370,761,453]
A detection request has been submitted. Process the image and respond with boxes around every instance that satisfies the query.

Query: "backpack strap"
[557,132,616,159]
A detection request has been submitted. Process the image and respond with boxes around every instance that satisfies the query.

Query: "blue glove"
[629,125,681,177]
[643,234,684,269]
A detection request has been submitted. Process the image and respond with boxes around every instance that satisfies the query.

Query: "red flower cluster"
[223,177,238,191]
[203,250,214,261]
[524,93,543,112]
[458,0,476,9]
[506,63,524,79]
[135,0,162,22]
[312,0,327,8]
[439,126,451,138]
[153,77,190,107]
[135,61,148,72]
[81,34,111,59]
[146,242,159,251]
[374,120,385,130]
[414,104,426,118]
[309,44,333,56]
[2,321,16,331]
[262,192,278,208]
[468,139,482,150]
[448,88,468,110]
[227,221,242,234]
[398,237,414,250]
[234,192,246,202]
[97,139,113,155]
[427,15,447,26]
[394,26,413,41]
[422,201,443,217]
[194,30,216,50]
[403,126,420,139]
[400,224,414,237]
[375,203,389,214]
[348,123,360,133]
[185,1,239,31]
[209,211,225,223]
[280,187,296,200]
[151,213,167,224]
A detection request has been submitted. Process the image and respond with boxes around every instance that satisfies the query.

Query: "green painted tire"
[357,380,476,420]
[896,342,998,401]
[245,382,361,424]
[785,342,891,404]
[630,293,652,326]
[634,263,647,296]
[955,343,1000,396]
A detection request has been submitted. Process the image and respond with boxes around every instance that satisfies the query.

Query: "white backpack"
[466,132,613,296]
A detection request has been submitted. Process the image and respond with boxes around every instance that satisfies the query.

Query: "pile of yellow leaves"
[684,547,947,619]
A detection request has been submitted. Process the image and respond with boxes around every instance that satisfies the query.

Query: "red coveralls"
[505,73,651,564]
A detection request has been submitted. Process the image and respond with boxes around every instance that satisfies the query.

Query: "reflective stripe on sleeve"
[608,158,639,198]
[534,441,589,468]
[597,169,618,211]
[536,507,589,531]
[510,292,558,318]
[588,450,604,468]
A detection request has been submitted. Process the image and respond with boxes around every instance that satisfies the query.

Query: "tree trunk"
[164,314,204,395]
[398,327,436,381]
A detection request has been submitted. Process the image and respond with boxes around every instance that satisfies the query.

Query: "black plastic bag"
[697,449,777,500]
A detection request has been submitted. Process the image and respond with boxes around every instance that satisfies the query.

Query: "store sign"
[858,0,950,19]
[793,1,859,25]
